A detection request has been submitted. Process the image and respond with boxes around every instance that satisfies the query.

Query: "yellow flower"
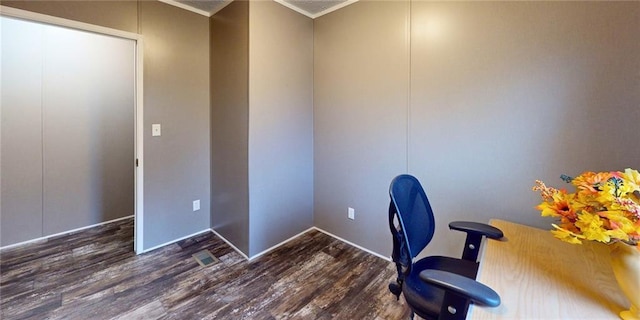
[623,168,640,193]
[537,202,559,217]
[550,224,584,244]
[610,199,640,220]
[575,212,610,243]
[605,211,634,228]
[606,228,629,241]
[596,184,618,203]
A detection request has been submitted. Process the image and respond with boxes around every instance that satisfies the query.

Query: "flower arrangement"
[532,168,640,247]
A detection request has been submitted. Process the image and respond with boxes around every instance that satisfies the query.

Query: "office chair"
[388,174,503,320]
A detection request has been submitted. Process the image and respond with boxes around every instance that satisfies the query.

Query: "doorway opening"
[0,6,144,253]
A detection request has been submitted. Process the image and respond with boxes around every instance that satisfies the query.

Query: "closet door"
[0,17,45,245]
[0,16,135,246]
[42,24,135,235]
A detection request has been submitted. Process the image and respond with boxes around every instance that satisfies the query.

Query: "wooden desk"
[468,219,630,319]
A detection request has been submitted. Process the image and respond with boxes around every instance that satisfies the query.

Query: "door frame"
[0,6,145,253]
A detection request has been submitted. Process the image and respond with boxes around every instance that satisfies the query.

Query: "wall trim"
[0,215,134,251]
[272,0,313,18]
[273,0,359,19]
[159,0,359,19]
[157,0,211,17]
[1,217,390,264]
[309,0,359,19]
[134,37,145,254]
[209,226,390,262]
[140,228,212,254]
[247,227,316,261]
[0,5,141,41]
[157,0,233,17]
[312,227,391,262]
[209,228,250,261]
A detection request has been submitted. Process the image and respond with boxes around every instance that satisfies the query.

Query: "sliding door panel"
[0,17,45,246]
[42,25,135,235]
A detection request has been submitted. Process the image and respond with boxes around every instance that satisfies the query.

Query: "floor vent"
[192,250,219,267]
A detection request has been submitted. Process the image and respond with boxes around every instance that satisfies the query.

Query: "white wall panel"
[313,1,639,258]
[0,16,44,245]
[248,1,313,257]
[140,1,211,249]
[42,24,134,235]
[210,0,250,256]
[313,0,410,256]
[409,1,640,257]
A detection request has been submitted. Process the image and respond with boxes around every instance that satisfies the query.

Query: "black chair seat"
[402,256,479,319]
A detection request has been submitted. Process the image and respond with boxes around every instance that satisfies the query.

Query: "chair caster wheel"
[389,282,402,298]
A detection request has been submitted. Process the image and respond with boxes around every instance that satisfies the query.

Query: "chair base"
[389,282,402,299]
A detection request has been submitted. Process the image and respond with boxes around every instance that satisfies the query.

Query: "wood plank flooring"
[0,219,411,319]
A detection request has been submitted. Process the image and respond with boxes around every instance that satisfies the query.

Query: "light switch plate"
[193,200,200,211]
[152,124,161,137]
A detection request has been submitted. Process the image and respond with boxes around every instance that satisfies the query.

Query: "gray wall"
[210,0,250,255]
[210,1,313,257]
[1,16,135,245]
[409,1,640,256]
[314,1,640,258]
[6,0,637,260]
[1,1,211,250]
[314,0,410,256]
[139,1,211,249]
[248,1,313,256]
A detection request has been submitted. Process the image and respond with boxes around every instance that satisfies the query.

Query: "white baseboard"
[140,228,212,254]
[0,215,134,251]
[312,227,391,262]
[209,228,250,261]
[1,215,391,264]
[209,225,390,262]
[247,227,316,261]
[210,227,315,261]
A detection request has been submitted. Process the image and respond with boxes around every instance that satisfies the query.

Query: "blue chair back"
[389,174,436,260]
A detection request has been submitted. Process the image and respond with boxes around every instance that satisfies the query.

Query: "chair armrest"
[420,269,500,309]
[449,221,504,262]
[449,221,503,239]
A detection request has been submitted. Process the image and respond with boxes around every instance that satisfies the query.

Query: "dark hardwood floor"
[0,219,410,319]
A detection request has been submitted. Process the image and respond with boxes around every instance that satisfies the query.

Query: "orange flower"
[536,190,576,220]
[572,171,611,194]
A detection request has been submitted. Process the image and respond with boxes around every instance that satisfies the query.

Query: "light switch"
[152,124,161,137]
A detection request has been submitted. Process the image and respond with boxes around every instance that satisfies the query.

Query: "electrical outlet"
[193,200,200,211]
[152,124,161,137]
[348,207,355,220]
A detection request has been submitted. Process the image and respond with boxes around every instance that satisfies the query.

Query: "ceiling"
[160,0,357,19]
